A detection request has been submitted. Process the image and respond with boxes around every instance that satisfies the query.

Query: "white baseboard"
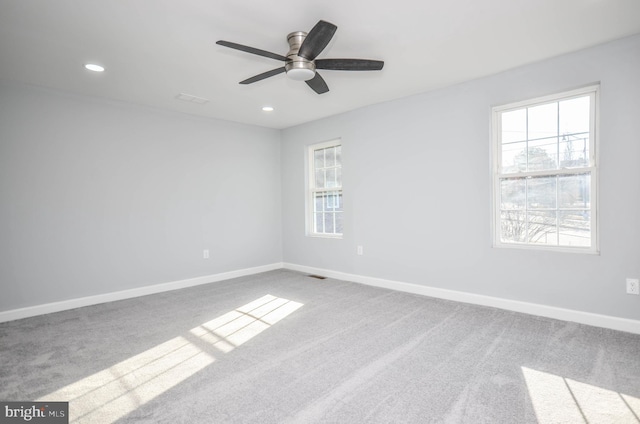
[4,262,638,335]
[283,262,640,335]
[0,263,284,323]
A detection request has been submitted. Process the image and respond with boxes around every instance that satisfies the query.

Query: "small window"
[307,139,342,237]
[492,86,598,252]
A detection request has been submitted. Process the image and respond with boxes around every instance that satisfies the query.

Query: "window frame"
[306,138,343,238]
[491,85,599,254]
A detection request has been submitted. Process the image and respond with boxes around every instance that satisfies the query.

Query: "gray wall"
[0,81,282,311]
[281,34,640,321]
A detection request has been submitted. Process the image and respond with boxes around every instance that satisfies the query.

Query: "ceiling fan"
[216,20,384,94]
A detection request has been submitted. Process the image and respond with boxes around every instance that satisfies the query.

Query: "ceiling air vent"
[175,93,209,105]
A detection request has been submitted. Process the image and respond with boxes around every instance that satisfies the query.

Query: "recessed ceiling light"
[262,106,274,112]
[84,63,105,72]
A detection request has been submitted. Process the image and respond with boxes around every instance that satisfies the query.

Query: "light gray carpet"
[1,269,639,423]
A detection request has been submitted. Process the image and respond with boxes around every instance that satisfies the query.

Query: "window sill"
[307,233,343,240]
[492,242,599,255]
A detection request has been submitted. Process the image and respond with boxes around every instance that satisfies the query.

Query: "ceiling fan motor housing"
[285,31,316,81]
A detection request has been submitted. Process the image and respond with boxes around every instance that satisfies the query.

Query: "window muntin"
[493,87,597,252]
[308,140,342,237]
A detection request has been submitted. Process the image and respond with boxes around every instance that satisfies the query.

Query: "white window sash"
[491,85,599,253]
[307,139,343,238]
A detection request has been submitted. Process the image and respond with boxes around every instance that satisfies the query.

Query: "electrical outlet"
[203,249,210,259]
[627,278,640,295]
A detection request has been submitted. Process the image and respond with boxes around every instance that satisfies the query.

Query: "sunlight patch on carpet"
[522,366,640,424]
[190,294,303,353]
[38,294,303,423]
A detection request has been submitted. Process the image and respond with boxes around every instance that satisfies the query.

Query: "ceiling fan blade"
[305,72,329,94]
[298,20,337,61]
[315,59,384,71]
[216,40,288,62]
[239,67,286,84]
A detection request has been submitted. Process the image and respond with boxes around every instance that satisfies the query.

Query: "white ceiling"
[1,0,639,129]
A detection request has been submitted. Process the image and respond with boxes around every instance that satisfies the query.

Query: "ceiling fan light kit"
[216,20,384,94]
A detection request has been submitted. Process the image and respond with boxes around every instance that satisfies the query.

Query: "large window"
[492,86,598,252]
[307,139,342,237]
